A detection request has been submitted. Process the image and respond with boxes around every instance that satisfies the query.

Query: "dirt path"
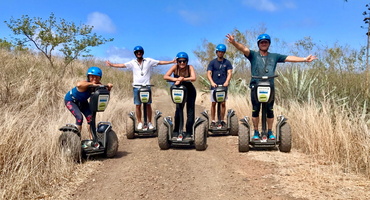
[66,90,370,200]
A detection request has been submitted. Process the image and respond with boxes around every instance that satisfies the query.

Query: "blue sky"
[0,0,367,67]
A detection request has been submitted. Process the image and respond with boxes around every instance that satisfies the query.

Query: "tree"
[193,26,267,73]
[0,38,13,51]
[4,13,114,77]
[362,4,370,76]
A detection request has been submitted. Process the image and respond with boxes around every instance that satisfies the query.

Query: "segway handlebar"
[133,84,154,87]
[251,75,279,80]
[88,84,110,90]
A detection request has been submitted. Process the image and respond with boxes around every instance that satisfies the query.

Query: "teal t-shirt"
[246,50,287,86]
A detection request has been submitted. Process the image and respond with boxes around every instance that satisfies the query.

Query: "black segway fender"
[59,124,81,137]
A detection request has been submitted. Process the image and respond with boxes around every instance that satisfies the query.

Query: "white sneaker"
[137,122,143,129]
[148,122,154,130]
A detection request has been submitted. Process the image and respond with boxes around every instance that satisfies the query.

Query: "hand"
[305,55,318,62]
[107,83,113,90]
[105,60,112,66]
[226,34,235,43]
[172,57,177,63]
[223,82,229,87]
[211,82,217,88]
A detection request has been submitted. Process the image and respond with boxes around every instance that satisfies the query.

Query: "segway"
[158,83,207,151]
[126,84,162,139]
[201,85,239,136]
[59,85,119,161]
[239,75,291,152]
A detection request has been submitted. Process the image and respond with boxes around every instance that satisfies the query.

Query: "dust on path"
[66,89,370,200]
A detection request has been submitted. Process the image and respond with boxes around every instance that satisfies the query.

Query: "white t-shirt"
[124,58,160,87]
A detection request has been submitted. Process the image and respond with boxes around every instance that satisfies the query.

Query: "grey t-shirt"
[245,50,287,86]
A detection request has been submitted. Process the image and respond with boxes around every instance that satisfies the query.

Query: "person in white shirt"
[106,46,175,129]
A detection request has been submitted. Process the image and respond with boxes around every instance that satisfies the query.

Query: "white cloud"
[86,12,116,33]
[242,0,296,12]
[106,46,134,63]
[178,10,206,26]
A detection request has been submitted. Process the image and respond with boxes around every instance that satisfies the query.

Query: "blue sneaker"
[268,131,276,140]
[252,131,260,140]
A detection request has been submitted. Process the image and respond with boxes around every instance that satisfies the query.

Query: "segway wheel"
[195,122,207,151]
[229,113,239,136]
[158,122,170,150]
[104,130,119,158]
[279,123,292,153]
[204,118,210,137]
[59,131,81,162]
[126,118,135,139]
[238,125,250,152]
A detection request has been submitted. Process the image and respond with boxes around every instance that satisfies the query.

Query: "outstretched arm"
[285,55,317,62]
[158,58,176,65]
[226,34,251,57]
[105,60,126,68]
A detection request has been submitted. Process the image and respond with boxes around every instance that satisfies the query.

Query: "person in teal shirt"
[226,33,317,140]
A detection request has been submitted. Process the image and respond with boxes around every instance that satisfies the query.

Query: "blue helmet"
[86,66,102,78]
[216,44,227,52]
[133,46,144,54]
[257,34,271,44]
[176,52,189,60]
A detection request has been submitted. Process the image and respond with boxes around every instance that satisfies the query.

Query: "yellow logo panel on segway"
[140,92,150,103]
[172,90,184,103]
[97,95,110,111]
[257,87,271,103]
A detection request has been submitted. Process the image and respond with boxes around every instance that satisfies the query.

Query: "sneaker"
[210,121,216,128]
[252,130,260,140]
[148,122,154,130]
[221,121,226,128]
[137,122,143,129]
[268,131,276,140]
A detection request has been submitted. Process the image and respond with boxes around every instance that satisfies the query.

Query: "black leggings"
[65,100,92,125]
[251,88,274,118]
[174,83,196,135]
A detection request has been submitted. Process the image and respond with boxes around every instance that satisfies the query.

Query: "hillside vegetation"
[0,48,369,199]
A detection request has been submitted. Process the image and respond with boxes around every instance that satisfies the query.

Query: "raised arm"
[105,60,127,68]
[226,33,251,57]
[285,55,317,62]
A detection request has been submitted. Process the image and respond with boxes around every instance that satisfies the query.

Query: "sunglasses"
[135,50,143,54]
[177,59,187,63]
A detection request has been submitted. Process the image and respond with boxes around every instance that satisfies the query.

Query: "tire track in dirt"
[68,89,302,200]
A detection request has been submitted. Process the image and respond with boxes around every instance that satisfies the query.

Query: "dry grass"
[225,92,370,177]
[0,49,369,199]
[0,50,132,199]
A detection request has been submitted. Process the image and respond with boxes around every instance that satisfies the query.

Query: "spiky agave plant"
[276,66,319,103]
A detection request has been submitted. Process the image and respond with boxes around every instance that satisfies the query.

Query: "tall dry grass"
[1,49,369,199]
[0,50,133,199]
[226,92,370,177]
